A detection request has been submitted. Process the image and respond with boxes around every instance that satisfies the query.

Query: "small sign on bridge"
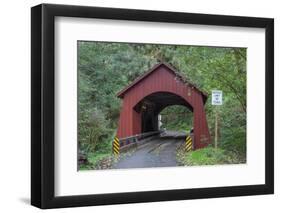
[211,90,223,105]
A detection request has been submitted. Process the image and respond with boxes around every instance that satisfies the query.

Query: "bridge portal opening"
[133,92,193,134]
[160,105,193,134]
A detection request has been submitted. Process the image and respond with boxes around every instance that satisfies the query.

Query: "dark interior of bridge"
[133,92,193,133]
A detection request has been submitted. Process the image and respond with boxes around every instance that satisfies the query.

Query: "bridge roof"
[117,62,208,102]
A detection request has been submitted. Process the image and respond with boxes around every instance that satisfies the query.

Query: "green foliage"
[78,41,247,169]
[178,147,245,166]
[160,106,192,132]
[78,108,112,151]
[87,152,114,169]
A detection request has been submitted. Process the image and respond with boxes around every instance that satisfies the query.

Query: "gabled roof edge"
[117,62,208,102]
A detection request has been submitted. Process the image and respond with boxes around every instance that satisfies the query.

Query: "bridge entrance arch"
[116,62,210,149]
[134,92,192,133]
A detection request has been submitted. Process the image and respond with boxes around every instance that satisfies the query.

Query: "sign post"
[211,90,223,149]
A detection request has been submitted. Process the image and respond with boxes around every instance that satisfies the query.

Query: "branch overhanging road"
[113,131,186,169]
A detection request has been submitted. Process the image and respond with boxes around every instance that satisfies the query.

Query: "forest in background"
[78,41,246,169]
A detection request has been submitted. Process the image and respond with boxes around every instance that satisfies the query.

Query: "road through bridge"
[114,131,185,169]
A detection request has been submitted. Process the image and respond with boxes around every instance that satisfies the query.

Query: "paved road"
[113,136,184,169]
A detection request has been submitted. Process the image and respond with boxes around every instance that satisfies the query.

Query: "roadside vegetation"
[177,146,246,166]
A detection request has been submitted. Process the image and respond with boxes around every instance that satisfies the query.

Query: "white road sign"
[212,90,223,105]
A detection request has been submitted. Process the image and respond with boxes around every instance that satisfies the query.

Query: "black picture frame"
[31,3,274,209]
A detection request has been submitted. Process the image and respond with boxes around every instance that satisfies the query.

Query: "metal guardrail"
[119,131,162,147]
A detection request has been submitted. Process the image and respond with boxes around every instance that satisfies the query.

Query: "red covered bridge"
[115,62,211,151]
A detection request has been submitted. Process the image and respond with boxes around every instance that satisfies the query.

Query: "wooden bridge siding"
[132,108,141,135]
[116,66,210,148]
[192,93,211,149]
